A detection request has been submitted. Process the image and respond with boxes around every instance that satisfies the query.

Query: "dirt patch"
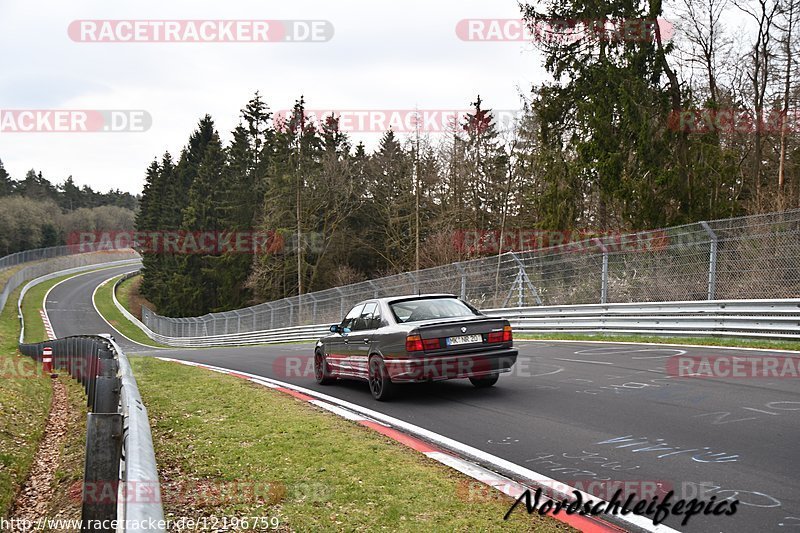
[9,378,71,528]
[124,275,155,321]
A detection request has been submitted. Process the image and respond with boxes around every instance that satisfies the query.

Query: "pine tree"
[0,158,13,196]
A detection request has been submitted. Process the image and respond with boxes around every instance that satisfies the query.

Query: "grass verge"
[117,274,154,321]
[93,274,165,349]
[0,286,52,516]
[517,332,800,351]
[20,272,88,344]
[131,357,572,532]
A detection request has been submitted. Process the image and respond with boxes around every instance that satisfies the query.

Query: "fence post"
[453,262,467,299]
[508,253,528,307]
[335,288,345,320]
[700,221,718,300]
[307,294,318,325]
[592,239,609,304]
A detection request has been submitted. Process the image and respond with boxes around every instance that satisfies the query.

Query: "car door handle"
[343,338,349,344]
[362,338,370,344]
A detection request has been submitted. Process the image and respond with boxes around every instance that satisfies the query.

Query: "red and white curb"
[157,357,679,533]
[39,308,56,340]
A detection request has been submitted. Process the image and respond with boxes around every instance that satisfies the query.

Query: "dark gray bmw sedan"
[314,294,518,400]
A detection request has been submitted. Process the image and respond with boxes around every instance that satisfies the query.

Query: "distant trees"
[518,0,800,222]
[0,159,138,256]
[138,1,800,319]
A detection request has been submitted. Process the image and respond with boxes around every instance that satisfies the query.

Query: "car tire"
[368,356,396,401]
[314,350,335,385]
[469,374,499,388]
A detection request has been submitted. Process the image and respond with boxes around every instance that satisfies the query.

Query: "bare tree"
[677,0,732,106]
[776,0,799,196]
[733,0,780,208]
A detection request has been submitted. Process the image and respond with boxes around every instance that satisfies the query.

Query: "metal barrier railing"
[18,335,164,532]
[113,268,800,344]
[483,299,800,339]
[140,208,800,337]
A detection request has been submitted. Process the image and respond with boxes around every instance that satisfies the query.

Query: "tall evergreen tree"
[0,158,12,196]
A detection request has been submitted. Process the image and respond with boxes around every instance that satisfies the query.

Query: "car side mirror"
[330,324,341,333]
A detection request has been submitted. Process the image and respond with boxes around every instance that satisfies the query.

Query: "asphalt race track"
[44,265,800,532]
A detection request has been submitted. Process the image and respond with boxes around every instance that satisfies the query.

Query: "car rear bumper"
[383,348,518,383]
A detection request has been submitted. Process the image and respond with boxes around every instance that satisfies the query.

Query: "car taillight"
[406,335,424,352]
[487,331,503,343]
[488,326,513,343]
[423,338,441,351]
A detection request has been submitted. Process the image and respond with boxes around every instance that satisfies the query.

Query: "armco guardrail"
[112,269,800,345]
[141,208,800,337]
[483,299,800,339]
[111,271,330,347]
[19,335,164,532]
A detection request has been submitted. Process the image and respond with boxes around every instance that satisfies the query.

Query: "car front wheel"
[368,356,396,401]
[469,374,499,388]
[314,350,335,385]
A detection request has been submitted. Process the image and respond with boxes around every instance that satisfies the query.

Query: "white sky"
[0,0,547,194]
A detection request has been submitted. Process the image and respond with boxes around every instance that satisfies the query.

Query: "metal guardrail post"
[307,294,318,325]
[700,221,718,301]
[81,413,123,532]
[453,262,467,299]
[367,280,379,298]
[335,288,345,320]
[592,239,609,305]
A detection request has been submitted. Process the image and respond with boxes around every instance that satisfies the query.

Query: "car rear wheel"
[314,350,335,385]
[368,356,396,401]
[469,374,499,388]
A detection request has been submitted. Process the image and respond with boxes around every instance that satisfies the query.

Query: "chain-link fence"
[142,209,800,337]
[0,245,79,271]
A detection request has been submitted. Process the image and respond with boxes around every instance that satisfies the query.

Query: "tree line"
[0,160,137,256]
[137,0,799,318]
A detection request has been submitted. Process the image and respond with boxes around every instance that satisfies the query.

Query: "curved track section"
[45,267,800,532]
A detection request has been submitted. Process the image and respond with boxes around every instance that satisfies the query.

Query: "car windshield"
[390,298,478,323]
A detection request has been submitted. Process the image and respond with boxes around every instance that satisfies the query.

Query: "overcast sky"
[0,0,548,194]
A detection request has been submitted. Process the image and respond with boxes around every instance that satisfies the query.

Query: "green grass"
[20,272,85,344]
[0,285,52,517]
[0,264,26,289]
[131,357,572,532]
[93,274,164,349]
[116,274,140,317]
[516,332,800,351]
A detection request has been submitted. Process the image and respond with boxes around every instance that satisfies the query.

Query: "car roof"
[371,294,458,305]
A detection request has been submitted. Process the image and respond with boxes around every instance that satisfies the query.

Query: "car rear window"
[390,298,478,323]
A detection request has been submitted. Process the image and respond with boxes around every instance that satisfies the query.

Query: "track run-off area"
[43,264,800,533]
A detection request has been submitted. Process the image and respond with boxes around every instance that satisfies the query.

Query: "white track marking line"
[157,357,680,533]
[90,273,167,350]
[516,338,800,354]
[554,358,615,365]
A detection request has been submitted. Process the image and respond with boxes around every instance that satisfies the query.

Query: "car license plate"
[448,334,482,346]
